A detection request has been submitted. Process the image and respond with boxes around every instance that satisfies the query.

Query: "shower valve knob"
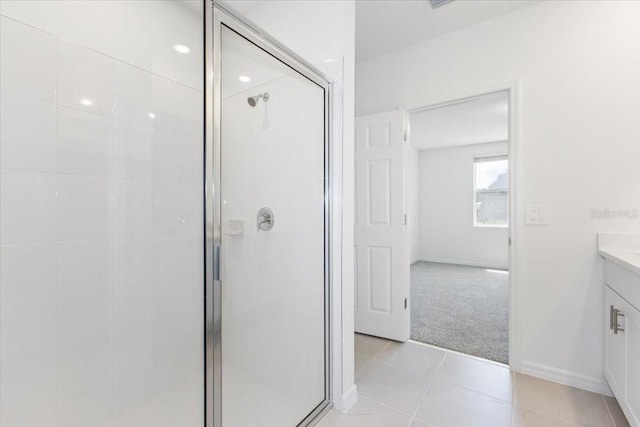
[257,207,274,231]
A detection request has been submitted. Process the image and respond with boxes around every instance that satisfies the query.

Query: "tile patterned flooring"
[318,334,630,427]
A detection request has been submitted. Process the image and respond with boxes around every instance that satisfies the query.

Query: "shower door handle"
[213,245,221,281]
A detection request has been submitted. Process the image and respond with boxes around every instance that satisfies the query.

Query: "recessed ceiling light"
[80,98,93,106]
[238,75,251,83]
[174,44,190,54]
[148,112,156,119]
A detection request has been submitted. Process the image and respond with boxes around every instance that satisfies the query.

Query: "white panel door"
[355,110,410,341]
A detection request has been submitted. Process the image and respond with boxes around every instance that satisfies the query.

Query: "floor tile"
[375,341,445,376]
[354,334,390,359]
[355,354,371,376]
[434,352,512,401]
[512,407,579,427]
[603,395,631,427]
[513,373,613,427]
[349,337,619,427]
[356,359,432,415]
[317,397,411,427]
[414,379,511,427]
[409,418,435,427]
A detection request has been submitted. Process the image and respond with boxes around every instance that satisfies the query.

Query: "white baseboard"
[519,361,612,396]
[412,257,508,270]
[334,384,358,413]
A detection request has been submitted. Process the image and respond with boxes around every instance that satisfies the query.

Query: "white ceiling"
[410,91,509,151]
[356,0,539,62]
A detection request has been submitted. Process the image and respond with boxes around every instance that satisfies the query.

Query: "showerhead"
[247,92,270,107]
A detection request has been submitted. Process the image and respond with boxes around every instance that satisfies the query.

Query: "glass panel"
[474,157,508,226]
[0,2,204,426]
[476,191,508,225]
[475,158,508,191]
[220,26,326,426]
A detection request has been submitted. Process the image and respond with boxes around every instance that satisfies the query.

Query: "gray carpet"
[410,261,509,364]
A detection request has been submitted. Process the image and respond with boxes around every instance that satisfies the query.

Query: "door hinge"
[403,131,407,142]
[404,298,407,309]
[404,214,407,225]
[508,237,512,246]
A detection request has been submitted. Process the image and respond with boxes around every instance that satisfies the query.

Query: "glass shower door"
[218,24,329,426]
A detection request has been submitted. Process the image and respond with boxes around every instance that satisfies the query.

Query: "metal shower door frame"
[204,2,333,426]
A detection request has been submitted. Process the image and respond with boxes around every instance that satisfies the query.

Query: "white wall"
[415,142,508,269]
[0,2,204,426]
[356,0,640,394]
[222,0,357,411]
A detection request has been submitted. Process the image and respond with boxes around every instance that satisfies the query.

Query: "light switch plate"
[526,204,550,225]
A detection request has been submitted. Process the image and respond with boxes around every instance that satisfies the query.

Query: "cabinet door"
[605,285,626,399]
[625,302,640,426]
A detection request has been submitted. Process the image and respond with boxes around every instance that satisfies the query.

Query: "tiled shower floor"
[317,334,629,427]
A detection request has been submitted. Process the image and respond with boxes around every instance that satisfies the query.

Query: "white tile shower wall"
[0,1,204,425]
[0,0,204,91]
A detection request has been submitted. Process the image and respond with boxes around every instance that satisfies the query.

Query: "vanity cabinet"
[604,285,627,399]
[604,260,640,427]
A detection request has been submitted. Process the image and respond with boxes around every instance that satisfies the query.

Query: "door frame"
[205,2,334,426]
[405,82,519,368]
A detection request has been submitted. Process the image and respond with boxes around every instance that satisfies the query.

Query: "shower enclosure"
[0,1,331,426]
[206,5,332,426]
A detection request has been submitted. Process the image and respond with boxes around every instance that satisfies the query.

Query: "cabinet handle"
[614,308,625,334]
[610,305,615,330]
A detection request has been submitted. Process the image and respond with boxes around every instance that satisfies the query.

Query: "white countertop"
[598,233,640,276]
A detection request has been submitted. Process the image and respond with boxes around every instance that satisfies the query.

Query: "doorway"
[407,91,511,364]
[354,89,513,365]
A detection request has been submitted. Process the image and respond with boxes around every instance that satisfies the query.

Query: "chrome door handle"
[614,308,625,334]
[610,305,615,330]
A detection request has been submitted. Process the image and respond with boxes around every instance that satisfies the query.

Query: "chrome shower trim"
[211,1,332,87]
[204,1,220,426]
[247,92,270,107]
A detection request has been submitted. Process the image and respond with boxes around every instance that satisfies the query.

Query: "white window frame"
[473,154,509,228]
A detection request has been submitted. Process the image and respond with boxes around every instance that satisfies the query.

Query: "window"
[473,155,508,227]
